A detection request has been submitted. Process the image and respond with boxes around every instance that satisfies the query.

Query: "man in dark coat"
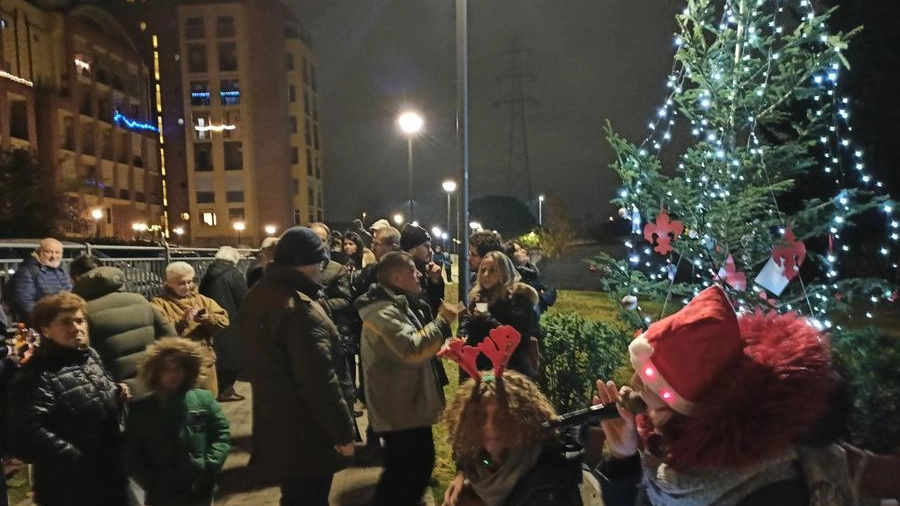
[240,226,355,506]
[199,246,249,402]
[9,238,71,324]
[7,292,129,506]
[72,261,177,400]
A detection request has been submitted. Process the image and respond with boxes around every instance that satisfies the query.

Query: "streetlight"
[442,180,456,253]
[538,194,545,227]
[455,0,471,302]
[431,226,442,241]
[233,221,245,244]
[393,213,404,225]
[90,208,103,237]
[361,211,367,227]
[398,111,423,221]
[173,226,185,237]
[264,225,277,236]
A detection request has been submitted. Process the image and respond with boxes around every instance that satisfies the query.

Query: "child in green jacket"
[125,337,232,506]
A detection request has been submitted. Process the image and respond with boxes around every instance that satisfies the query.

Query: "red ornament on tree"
[771,227,806,281]
[716,254,747,291]
[643,209,684,255]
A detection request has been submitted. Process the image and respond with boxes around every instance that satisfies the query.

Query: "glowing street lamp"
[90,208,103,237]
[398,111,424,221]
[233,221,246,244]
[393,213,404,225]
[538,194,545,227]
[442,180,457,252]
[264,225,277,236]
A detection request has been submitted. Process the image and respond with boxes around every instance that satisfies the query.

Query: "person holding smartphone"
[152,261,229,396]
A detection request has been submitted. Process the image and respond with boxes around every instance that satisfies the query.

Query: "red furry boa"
[648,309,833,470]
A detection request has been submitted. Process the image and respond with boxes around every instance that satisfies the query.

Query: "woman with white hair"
[152,261,229,396]
[199,247,249,401]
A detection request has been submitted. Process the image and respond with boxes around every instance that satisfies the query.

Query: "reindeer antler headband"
[438,325,521,381]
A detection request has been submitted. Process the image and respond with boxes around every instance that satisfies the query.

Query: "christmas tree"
[593,0,894,329]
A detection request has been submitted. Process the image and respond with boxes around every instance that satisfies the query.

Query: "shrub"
[829,326,900,453]
[538,312,632,413]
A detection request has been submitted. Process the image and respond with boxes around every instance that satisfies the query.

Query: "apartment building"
[107,0,325,247]
[0,0,164,238]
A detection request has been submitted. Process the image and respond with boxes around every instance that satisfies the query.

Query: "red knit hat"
[629,285,742,415]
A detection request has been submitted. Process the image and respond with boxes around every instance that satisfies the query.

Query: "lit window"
[190,81,210,106]
[201,211,217,226]
[220,79,240,105]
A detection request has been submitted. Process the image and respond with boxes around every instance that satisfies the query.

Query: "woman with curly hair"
[442,369,584,506]
[125,337,231,506]
[460,251,540,379]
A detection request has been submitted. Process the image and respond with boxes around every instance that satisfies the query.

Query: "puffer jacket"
[125,388,231,506]
[199,260,248,372]
[73,266,177,399]
[9,254,72,323]
[7,341,128,506]
[354,283,449,432]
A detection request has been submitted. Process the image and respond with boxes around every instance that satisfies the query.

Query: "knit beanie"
[400,224,431,251]
[273,226,329,266]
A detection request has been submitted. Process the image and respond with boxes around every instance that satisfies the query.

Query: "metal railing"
[1,241,258,324]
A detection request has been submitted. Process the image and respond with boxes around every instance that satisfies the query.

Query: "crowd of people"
[0,222,868,506]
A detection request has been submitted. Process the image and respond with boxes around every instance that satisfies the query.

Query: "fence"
[1,241,258,325]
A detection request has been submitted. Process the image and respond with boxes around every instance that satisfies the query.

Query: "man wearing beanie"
[239,226,356,506]
[400,223,445,316]
[593,285,844,506]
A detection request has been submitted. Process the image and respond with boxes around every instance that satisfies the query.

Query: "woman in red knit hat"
[593,285,852,506]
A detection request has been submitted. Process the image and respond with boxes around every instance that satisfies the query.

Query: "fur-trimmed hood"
[652,309,833,470]
[140,337,203,393]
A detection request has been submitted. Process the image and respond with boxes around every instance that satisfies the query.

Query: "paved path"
[14,380,434,506]
[215,381,435,506]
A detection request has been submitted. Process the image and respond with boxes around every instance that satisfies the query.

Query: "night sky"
[289,0,900,230]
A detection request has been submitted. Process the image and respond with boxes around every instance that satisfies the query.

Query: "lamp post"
[538,194,545,227]
[398,111,423,221]
[456,0,471,301]
[233,221,245,245]
[90,208,103,238]
[442,180,456,253]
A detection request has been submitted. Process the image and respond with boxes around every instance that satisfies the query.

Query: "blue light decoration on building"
[220,90,240,106]
[114,110,158,132]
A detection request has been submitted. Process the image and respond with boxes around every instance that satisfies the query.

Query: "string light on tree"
[593,0,894,329]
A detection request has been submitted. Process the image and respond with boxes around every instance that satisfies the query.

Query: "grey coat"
[355,284,448,433]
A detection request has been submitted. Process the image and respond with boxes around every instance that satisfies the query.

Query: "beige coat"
[151,289,229,395]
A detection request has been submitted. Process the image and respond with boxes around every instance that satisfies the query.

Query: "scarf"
[469,446,543,506]
[641,449,799,506]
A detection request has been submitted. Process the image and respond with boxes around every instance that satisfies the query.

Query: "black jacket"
[7,341,128,506]
[239,263,355,481]
[199,260,248,372]
[460,283,540,379]
[504,442,585,506]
